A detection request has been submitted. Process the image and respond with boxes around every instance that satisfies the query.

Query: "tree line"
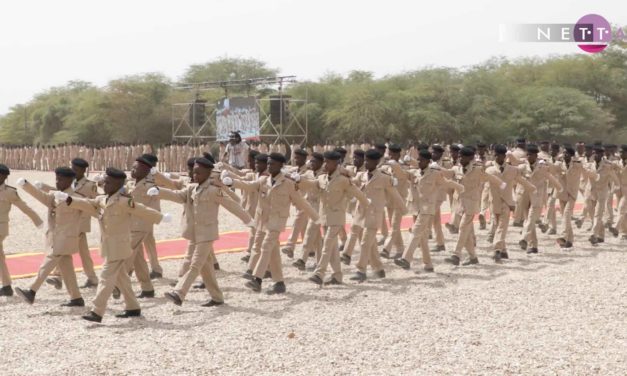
[1,49,626,146]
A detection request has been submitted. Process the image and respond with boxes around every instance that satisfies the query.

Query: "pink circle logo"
[574,14,612,53]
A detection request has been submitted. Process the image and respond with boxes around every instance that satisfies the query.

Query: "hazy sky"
[0,0,625,114]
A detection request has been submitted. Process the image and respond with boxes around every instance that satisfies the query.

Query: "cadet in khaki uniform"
[394,149,463,272]
[485,145,536,261]
[296,151,369,285]
[517,144,563,254]
[281,149,310,257]
[15,168,94,307]
[380,144,411,260]
[157,158,253,307]
[0,165,43,297]
[350,149,406,282]
[444,147,505,266]
[555,146,598,249]
[340,149,366,264]
[72,168,167,323]
[226,153,319,295]
[140,153,164,278]
[509,138,529,227]
[46,158,100,289]
[614,145,627,240]
[124,157,161,297]
[429,145,453,253]
[584,146,620,245]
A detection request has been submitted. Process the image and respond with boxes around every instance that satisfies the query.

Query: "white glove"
[92,174,104,183]
[367,198,372,206]
[162,213,172,223]
[54,191,69,201]
[223,177,233,186]
[34,181,43,189]
[220,170,230,180]
[290,172,301,182]
[388,160,397,166]
[147,187,159,196]
[429,162,439,169]
[506,150,513,156]
[403,155,411,163]
[150,167,157,174]
[538,160,546,165]
[392,177,398,187]
[163,172,171,179]
[244,221,255,228]
[500,182,507,190]
[16,178,26,187]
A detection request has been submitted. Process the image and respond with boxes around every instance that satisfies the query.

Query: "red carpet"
[7,203,587,279]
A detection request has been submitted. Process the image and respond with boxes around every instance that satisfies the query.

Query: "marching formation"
[0,133,626,324]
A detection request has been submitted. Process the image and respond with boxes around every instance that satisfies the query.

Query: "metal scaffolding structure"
[171,76,308,146]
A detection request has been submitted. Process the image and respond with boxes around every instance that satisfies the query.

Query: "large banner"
[216,97,260,141]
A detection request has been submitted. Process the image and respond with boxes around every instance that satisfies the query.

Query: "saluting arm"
[290,189,319,222]
[123,201,164,225]
[20,181,54,208]
[155,187,188,204]
[216,192,252,224]
[11,193,43,227]
[153,171,180,190]
[67,197,100,217]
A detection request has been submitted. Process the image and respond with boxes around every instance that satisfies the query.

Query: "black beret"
[540,140,550,145]
[605,144,616,149]
[141,154,158,166]
[564,147,576,155]
[365,149,383,160]
[516,137,526,143]
[460,147,475,157]
[476,142,487,148]
[195,157,214,169]
[55,166,76,178]
[294,149,309,157]
[374,143,387,150]
[388,144,402,153]
[353,149,365,157]
[621,144,627,152]
[431,144,444,153]
[71,158,89,168]
[494,144,508,155]
[418,149,432,160]
[551,143,560,151]
[106,167,126,179]
[416,143,429,151]
[249,149,260,159]
[311,152,324,161]
[269,152,286,164]
[255,153,269,162]
[187,157,197,168]
[323,151,342,161]
[334,147,347,155]
[593,145,605,153]
[450,144,461,152]
[526,144,539,154]
[585,144,594,150]
[0,164,9,175]
[135,156,153,167]
[202,152,216,164]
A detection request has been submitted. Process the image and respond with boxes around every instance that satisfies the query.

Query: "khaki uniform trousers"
[174,241,223,302]
[300,221,322,263]
[31,254,81,300]
[125,232,154,292]
[356,227,384,274]
[50,232,98,284]
[453,213,477,259]
[490,207,511,251]
[143,230,163,274]
[0,236,11,287]
[522,205,542,248]
[284,212,308,252]
[559,198,576,242]
[252,230,284,282]
[383,206,404,255]
[92,258,140,317]
[401,214,433,267]
[313,225,343,282]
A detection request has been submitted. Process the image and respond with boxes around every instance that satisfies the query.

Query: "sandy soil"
[0,171,625,375]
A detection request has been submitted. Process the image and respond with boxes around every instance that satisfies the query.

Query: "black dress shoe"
[462,257,479,266]
[281,247,294,259]
[589,235,599,245]
[539,223,549,233]
[444,255,460,266]
[500,251,509,259]
[394,258,410,270]
[115,309,141,318]
[266,281,286,295]
[263,270,272,279]
[292,259,306,271]
[45,277,62,290]
[241,254,250,263]
[431,245,446,252]
[380,249,390,259]
[493,251,502,262]
[308,275,323,286]
[597,238,605,243]
[478,214,486,230]
[82,311,102,323]
[548,228,557,235]
[112,287,121,299]
[338,244,345,252]
[81,280,98,289]
[213,263,220,271]
[169,280,178,287]
[193,282,206,289]
[15,287,35,304]
[565,241,573,248]
[423,265,435,272]
[512,221,523,228]
[608,227,619,237]
[556,237,567,247]
[201,300,224,307]
[526,248,539,254]
[349,271,367,282]
[340,253,351,265]
[137,290,155,299]
[519,239,528,250]
[324,278,342,286]
[486,235,494,244]
[374,269,386,278]
[61,297,85,307]
[0,285,13,297]
[149,271,163,280]
[245,278,262,292]
[242,270,254,280]
[164,291,183,306]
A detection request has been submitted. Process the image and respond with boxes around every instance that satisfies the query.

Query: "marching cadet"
[429,144,454,252]
[509,138,529,227]
[394,149,463,272]
[373,143,390,246]
[444,147,505,266]
[68,168,168,323]
[140,153,164,278]
[45,158,100,289]
[445,144,463,234]
[224,152,319,295]
[477,142,491,230]
[124,156,161,298]
[555,146,598,249]
[350,149,406,282]
[614,145,627,240]
[516,144,563,254]
[542,143,563,235]
[296,151,369,285]
[290,152,325,270]
[0,165,43,297]
[339,149,366,264]
[281,149,310,258]
[380,144,411,260]
[14,167,94,307]
[485,145,536,261]
[152,158,253,307]
[583,146,620,245]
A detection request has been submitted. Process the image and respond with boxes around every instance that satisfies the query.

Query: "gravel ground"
[0,171,626,375]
